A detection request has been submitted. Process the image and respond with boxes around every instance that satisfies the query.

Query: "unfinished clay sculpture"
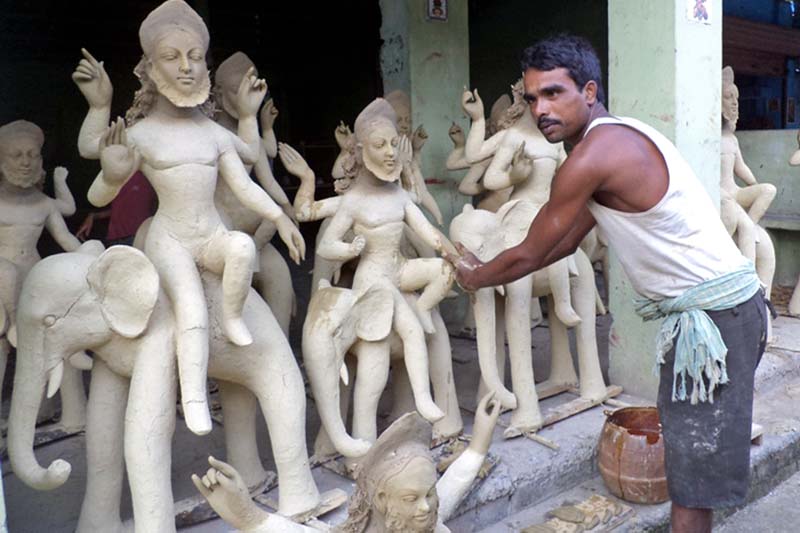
[721,66,776,225]
[72,0,305,435]
[0,119,86,448]
[194,393,501,532]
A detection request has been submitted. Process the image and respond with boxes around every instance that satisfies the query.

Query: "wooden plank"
[535,381,573,400]
[724,16,800,57]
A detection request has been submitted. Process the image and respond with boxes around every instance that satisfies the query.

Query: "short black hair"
[521,34,605,104]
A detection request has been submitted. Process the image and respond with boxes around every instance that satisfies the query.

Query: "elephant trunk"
[302,335,370,458]
[7,330,72,490]
[474,287,517,410]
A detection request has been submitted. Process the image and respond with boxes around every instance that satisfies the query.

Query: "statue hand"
[461,87,484,121]
[334,121,352,149]
[53,166,69,184]
[411,125,428,152]
[349,235,367,258]
[509,141,533,183]
[191,456,265,531]
[449,122,465,147]
[469,391,501,455]
[259,98,278,131]
[99,118,139,185]
[234,67,267,118]
[278,142,313,180]
[276,214,306,264]
[72,48,112,108]
[281,203,298,224]
[397,135,413,168]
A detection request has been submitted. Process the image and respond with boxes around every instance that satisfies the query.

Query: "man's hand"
[443,242,484,292]
[278,142,313,181]
[275,214,306,265]
[191,456,265,531]
[234,67,267,119]
[468,392,502,456]
[99,118,140,185]
[449,122,466,147]
[76,213,94,241]
[509,141,533,183]
[461,87,484,121]
[259,98,278,131]
[334,121,352,149]
[72,48,112,108]
[411,125,428,153]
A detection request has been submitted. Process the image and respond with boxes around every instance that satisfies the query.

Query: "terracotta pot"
[597,406,668,504]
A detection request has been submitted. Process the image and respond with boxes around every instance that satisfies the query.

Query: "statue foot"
[504,409,543,438]
[416,399,445,423]
[183,401,213,436]
[554,303,582,328]
[417,306,436,334]
[223,316,253,346]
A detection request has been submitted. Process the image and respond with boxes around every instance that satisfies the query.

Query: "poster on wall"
[687,0,711,24]
[427,0,447,21]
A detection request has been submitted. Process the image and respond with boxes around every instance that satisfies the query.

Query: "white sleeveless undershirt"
[585,116,748,300]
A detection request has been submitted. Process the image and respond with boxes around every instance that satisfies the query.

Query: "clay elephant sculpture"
[303,280,460,459]
[451,201,607,435]
[7,244,320,533]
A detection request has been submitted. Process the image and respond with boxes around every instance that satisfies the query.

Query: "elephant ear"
[348,286,395,342]
[86,246,160,339]
[498,199,538,248]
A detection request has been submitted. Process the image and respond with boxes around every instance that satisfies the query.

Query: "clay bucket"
[597,406,668,504]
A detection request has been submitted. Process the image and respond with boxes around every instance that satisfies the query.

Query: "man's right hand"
[461,87,484,121]
[76,213,94,241]
[72,48,112,108]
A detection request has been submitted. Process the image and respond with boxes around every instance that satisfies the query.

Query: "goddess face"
[722,83,739,128]
[0,137,43,188]
[362,123,402,183]
[148,28,210,107]
[378,456,439,532]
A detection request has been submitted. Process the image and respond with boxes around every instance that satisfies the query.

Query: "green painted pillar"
[607,1,722,400]
[379,0,470,324]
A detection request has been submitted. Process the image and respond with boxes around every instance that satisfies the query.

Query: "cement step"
[716,468,800,533]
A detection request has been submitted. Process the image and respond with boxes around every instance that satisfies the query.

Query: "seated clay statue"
[721,66,776,224]
[0,120,86,444]
[72,0,304,435]
[193,393,502,532]
[306,98,457,442]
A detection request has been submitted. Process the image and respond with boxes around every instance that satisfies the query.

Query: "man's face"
[0,137,42,188]
[722,84,739,127]
[148,29,210,107]
[379,457,439,532]
[362,123,402,182]
[523,67,594,144]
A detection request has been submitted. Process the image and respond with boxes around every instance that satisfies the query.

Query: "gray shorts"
[657,291,768,508]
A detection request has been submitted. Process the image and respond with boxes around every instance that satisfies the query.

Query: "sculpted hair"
[520,34,606,105]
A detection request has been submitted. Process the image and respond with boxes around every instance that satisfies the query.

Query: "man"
[449,35,767,533]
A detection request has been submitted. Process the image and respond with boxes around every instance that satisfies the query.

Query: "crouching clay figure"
[0,119,86,447]
[194,393,502,532]
[7,245,320,533]
[450,202,606,434]
[73,0,305,435]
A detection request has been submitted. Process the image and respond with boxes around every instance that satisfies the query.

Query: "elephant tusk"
[339,362,349,386]
[8,323,17,348]
[495,285,505,297]
[46,360,64,399]
[68,351,94,371]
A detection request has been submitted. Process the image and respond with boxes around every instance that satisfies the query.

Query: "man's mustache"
[538,118,561,129]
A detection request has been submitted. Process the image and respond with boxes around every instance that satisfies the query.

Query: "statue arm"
[52,167,77,216]
[278,142,336,221]
[261,125,278,159]
[465,127,503,164]
[218,150,283,222]
[78,106,111,160]
[405,202,457,256]
[458,159,491,196]
[298,196,341,222]
[316,208,361,262]
[733,142,758,186]
[45,208,81,252]
[411,164,444,226]
[253,147,290,207]
[446,146,470,170]
[482,142,518,190]
[436,448,485,522]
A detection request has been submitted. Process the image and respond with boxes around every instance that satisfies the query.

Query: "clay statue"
[721,66,776,225]
[301,98,457,447]
[450,202,607,434]
[461,84,581,328]
[385,89,444,226]
[213,51,297,335]
[71,0,305,435]
[194,393,502,532]
[7,244,321,532]
[0,119,86,448]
